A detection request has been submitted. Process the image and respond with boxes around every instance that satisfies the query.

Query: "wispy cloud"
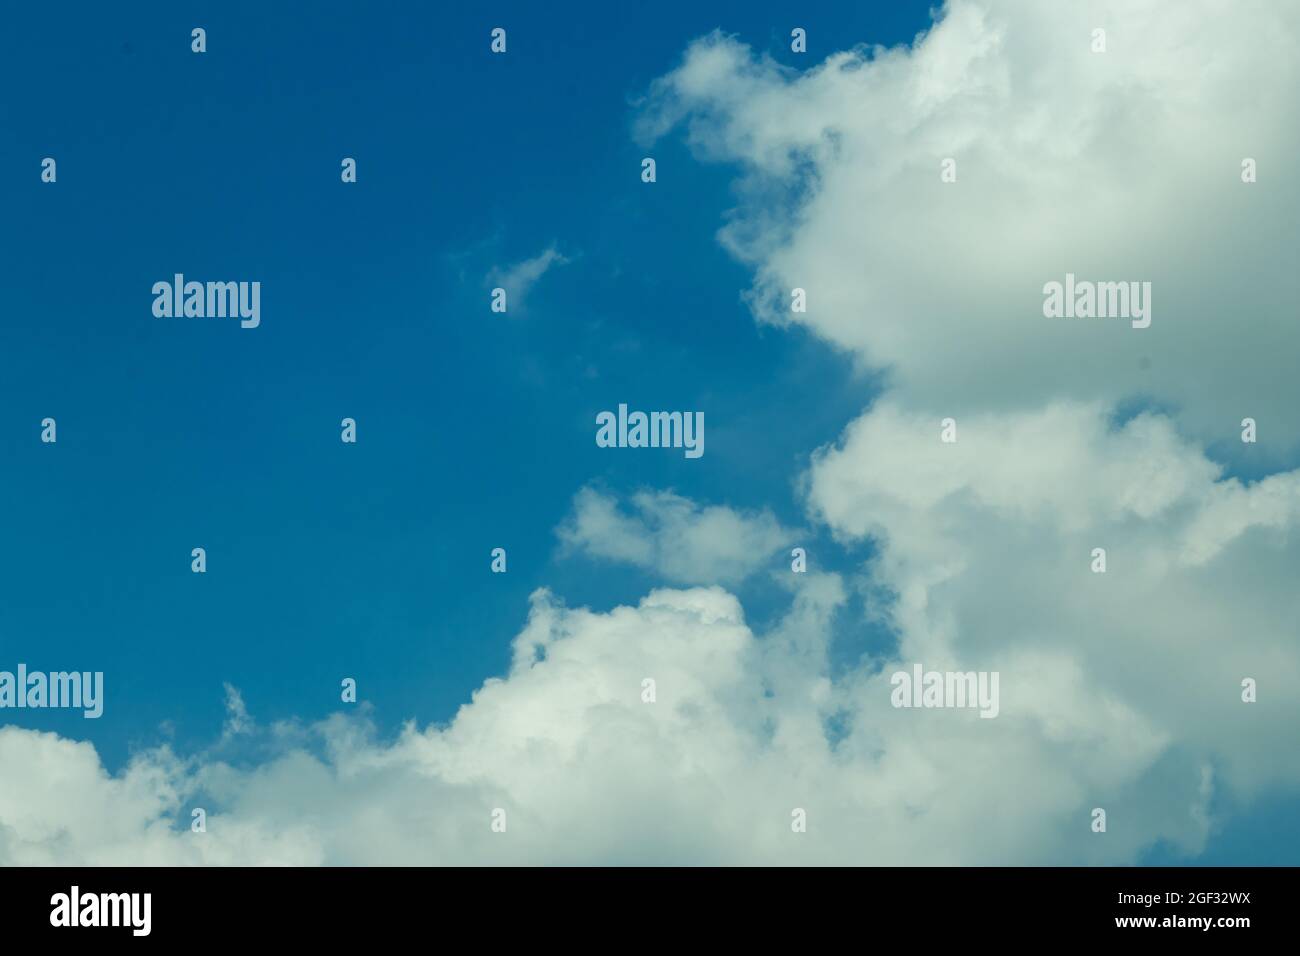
[486,246,569,314]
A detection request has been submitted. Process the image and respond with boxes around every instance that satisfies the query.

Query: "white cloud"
[557,486,795,585]
[0,583,1164,865]
[639,0,1300,450]
[0,729,319,865]
[806,399,1300,808]
[486,246,568,313]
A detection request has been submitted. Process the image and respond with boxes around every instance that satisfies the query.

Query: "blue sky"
[2,0,1297,866]
[0,0,920,756]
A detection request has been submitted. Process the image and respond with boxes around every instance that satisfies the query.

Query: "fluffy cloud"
[808,399,1300,807]
[0,574,1222,865]
[557,486,795,585]
[639,0,1300,450]
[626,0,1300,858]
[0,729,318,865]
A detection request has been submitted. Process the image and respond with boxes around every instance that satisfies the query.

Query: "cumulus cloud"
[807,400,1300,805]
[0,576,1224,865]
[0,729,318,865]
[639,0,1300,450]
[622,0,1300,859]
[557,486,795,585]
